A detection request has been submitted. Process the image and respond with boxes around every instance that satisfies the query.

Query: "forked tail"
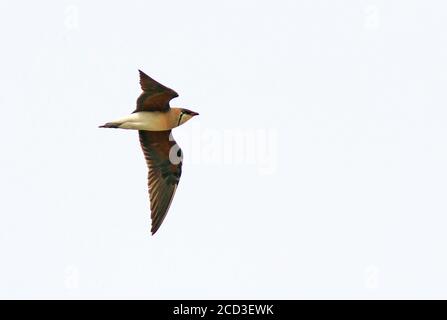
[99,122,120,128]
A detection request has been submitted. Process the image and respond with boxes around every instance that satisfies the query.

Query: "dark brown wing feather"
[134,70,179,113]
[138,130,183,234]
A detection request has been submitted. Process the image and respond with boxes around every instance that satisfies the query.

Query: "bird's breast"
[118,111,177,131]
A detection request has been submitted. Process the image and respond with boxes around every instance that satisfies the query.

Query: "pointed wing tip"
[151,225,160,235]
[138,69,148,78]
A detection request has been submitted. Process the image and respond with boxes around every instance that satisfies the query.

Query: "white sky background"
[0,0,446,299]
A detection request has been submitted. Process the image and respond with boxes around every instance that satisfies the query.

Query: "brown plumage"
[134,70,178,113]
[100,70,199,235]
[139,130,182,235]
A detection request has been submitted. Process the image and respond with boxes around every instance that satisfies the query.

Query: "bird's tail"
[99,122,120,128]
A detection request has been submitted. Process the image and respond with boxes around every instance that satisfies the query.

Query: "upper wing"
[134,70,179,113]
[138,130,183,234]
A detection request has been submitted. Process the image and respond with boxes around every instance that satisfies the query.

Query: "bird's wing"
[134,70,179,113]
[138,130,183,234]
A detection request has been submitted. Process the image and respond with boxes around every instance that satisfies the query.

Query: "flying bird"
[100,70,199,234]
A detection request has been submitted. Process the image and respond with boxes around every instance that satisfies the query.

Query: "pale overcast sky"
[1,0,447,299]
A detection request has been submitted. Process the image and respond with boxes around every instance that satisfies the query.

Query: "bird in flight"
[100,70,199,235]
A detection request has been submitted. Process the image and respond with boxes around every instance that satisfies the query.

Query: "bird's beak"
[192,112,199,116]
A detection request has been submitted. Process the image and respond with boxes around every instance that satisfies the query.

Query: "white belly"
[113,111,175,131]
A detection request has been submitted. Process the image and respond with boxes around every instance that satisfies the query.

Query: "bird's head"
[178,108,199,126]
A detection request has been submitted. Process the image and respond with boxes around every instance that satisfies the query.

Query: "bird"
[99,70,199,235]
